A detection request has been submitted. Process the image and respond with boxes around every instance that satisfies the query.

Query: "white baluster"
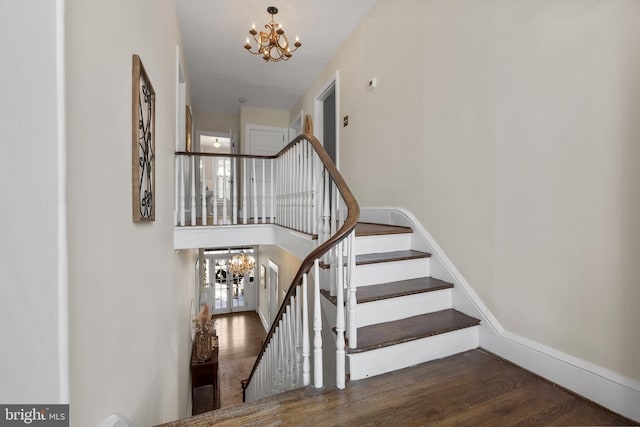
[272,328,278,394]
[295,286,302,386]
[313,259,323,388]
[331,181,337,238]
[201,157,207,225]
[348,231,357,348]
[302,273,310,386]
[312,152,318,235]
[270,158,274,223]
[293,144,298,231]
[222,158,228,224]
[283,309,290,390]
[288,150,293,228]
[190,156,196,226]
[212,158,217,225]
[278,321,285,392]
[252,159,257,224]
[174,156,179,226]
[179,156,185,226]
[300,142,305,232]
[290,301,297,388]
[323,171,330,242]
[242,158,247,224]
[305,141,311,234]
[335,240,346,390]
[261,158,266,223]
[233,157,238,224]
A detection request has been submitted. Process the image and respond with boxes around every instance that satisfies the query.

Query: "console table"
[190,335,219,415]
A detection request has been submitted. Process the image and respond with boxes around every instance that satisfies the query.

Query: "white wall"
[293,0,640,384]
[193,110,240,136]
[66,0,196,425]
[0,0,67,404]
[257,245,302,327]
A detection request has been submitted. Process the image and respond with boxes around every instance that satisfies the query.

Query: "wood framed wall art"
[132,54,156,222]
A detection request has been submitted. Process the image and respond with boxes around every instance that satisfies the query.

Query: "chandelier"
[229,251,256,276]
[244,6,301,62]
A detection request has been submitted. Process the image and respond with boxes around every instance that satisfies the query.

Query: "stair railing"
[175,134,359,398]
[246,134,358,401]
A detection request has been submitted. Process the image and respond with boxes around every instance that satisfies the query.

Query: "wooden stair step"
[355,222,413,237]
[357,250,431,265]
[320,249,430,270]
[357,277,453,304]
[348,309,480,354]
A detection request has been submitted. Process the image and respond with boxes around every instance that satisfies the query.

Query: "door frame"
[205,249,256,315]
[267,259,279,325]
[313,70,340,168]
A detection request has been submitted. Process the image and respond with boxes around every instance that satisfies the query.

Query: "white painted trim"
[360,206,640,423]
[289,109,303,141]
[174,224,316,257]
[258,306,270,332]
[56,0,69,404]
[313,71,340,169]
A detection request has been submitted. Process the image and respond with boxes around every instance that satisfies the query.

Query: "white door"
[245,124,287,222]
[204,249,256,315]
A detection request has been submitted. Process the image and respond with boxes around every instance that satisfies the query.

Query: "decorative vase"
[195,330,212,362]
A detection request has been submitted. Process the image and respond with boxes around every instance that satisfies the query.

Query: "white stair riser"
[356,289,452,328]
[355,234,412,255]
[348,326,479,380]
[356,258,430,287]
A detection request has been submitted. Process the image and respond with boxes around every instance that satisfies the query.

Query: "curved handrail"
[244,132,360,387]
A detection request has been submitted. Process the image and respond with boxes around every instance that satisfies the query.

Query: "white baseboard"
[481,326,640,422]
[361,206,640,423]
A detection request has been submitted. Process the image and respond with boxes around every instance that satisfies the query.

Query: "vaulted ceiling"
[176,0,376,114]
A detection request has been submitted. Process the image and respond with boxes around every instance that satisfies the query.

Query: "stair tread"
[357,277,453,303]
[357,250,431,265]
[356,222,413,237]
[348,309,480,354]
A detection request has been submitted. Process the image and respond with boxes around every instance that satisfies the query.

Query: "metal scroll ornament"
[132,54,156,222]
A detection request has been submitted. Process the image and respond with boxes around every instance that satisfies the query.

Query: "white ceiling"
[176,0,376,114]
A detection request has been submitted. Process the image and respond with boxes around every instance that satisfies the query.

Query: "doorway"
[245,124,288,221]
[314,71,339,167]
[201,248,256,315]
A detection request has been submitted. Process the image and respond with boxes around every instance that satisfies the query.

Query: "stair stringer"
[359,207,640,424]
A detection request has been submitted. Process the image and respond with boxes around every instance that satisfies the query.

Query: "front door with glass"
[202,248,256,315]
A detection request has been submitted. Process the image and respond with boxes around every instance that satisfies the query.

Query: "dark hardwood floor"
[166,349,634,427]
[213,311,266,360]
[212,311,267,409]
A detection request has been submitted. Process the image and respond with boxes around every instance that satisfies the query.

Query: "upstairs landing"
[158,349,632,427]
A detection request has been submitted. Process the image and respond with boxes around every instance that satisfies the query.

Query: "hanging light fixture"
[229,251,256,277]
[244,6,301,62]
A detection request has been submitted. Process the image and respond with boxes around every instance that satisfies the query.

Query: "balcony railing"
[175,133,360,400]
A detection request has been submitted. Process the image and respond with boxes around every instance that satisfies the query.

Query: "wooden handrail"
[244,133,360,388]
[175,151,274,160]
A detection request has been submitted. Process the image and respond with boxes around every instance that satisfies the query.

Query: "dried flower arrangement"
[195,303,213,333]
[194,304,214,362]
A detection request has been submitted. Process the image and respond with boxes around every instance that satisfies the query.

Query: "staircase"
[329,222,481,380]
